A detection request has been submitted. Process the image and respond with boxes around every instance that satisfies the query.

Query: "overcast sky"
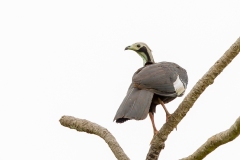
[1,1,240,160]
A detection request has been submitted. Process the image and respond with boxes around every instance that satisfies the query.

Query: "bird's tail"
[113,83,154,123]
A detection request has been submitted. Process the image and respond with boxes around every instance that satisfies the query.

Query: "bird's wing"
[113,83,154,123]
[133,62,188,97]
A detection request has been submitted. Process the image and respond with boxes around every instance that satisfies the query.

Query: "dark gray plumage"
[113,42,188,134]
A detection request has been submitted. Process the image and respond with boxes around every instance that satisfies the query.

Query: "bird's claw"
[165,113,172,122]
[166,113,177,131]
[150,130,158,144]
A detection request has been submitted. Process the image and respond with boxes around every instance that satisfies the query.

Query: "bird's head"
[125,42,154,66]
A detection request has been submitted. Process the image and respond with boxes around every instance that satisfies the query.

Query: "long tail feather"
[114,83,154,123]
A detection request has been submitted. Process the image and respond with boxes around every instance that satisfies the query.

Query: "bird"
[113,42,188,135]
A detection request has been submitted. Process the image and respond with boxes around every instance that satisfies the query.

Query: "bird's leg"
[158,98,171,122]
[149,113,158,145]
[149,112,158,135]
[158,98,177,130]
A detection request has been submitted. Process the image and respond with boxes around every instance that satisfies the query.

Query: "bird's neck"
[136,46,155,66]
[136,51,155,66]
[144,61,154,66]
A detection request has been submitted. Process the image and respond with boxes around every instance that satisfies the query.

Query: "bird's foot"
[166,113,177,131]
[150,130,158,145]
[165,113,172,122]
[150,134,156,145]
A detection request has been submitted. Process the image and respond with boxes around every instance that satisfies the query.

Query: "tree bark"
[146,37,240,160]
[181,116,240,160]
[59,116,130,160]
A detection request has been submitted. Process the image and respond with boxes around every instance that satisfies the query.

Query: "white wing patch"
[173,75,185,96]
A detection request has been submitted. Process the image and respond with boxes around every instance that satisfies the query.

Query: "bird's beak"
[125,46,132,50]
[125,46,131,50]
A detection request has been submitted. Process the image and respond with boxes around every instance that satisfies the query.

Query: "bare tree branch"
[59,116,130,160]
[146,37,240,160]
[180,116,240,160]
[59,37,240,160]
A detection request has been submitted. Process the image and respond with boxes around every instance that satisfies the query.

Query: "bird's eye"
[137,44,141,48]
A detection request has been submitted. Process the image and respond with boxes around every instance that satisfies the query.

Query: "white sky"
[1,1,240,160]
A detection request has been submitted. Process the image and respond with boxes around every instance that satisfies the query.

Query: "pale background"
[1,1,240,159]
